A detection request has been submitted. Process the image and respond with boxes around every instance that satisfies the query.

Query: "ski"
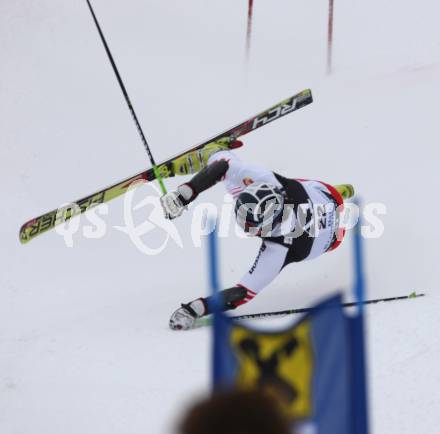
[19,89,313,244]
[194,292,425,327]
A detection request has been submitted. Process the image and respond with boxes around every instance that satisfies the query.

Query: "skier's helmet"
[234,182,285,234]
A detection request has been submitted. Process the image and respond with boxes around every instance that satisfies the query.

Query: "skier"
[161,138,354,330]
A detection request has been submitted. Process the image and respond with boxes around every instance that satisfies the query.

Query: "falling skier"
[160,138,354,330]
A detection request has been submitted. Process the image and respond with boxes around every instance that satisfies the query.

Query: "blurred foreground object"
[178,389,291,434]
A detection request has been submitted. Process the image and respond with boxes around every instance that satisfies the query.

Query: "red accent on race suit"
[234,284,256,307]
[243,177,254,186]
[318,181,345,251]
[293,178,345,252]
[230,185,244,198]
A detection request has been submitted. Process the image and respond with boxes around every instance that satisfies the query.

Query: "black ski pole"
[230,292,426,321]
[85,0,167,194]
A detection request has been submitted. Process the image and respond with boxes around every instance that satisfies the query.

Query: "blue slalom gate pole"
[351,199,369,434]
[207,219,224,389]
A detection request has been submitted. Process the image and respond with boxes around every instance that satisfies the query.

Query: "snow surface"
[1,0,439,433]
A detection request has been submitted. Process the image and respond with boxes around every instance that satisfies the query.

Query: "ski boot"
[172,137,243,176]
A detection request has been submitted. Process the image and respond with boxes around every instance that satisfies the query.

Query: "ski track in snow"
[1,0,439,433]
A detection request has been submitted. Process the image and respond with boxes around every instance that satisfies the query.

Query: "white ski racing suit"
[206,150,345,306]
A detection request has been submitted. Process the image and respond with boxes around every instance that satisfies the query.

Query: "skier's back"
[160,139,354,330]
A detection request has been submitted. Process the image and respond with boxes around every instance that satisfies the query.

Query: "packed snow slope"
[1,0,439,433]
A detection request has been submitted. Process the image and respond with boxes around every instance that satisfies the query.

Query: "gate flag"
[212,293,366,434]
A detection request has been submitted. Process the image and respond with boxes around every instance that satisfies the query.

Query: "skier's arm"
[237,241,289,302]
[179,159,229,203]
[161,159,229,219]
[183,241,290,317]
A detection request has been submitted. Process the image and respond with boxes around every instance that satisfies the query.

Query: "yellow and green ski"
[19,89,313,244]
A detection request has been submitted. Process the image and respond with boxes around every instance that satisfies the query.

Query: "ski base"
[20,89,313,244]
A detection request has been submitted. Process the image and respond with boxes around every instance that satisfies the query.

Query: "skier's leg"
[300,180,350,256]
[319,181,353,250]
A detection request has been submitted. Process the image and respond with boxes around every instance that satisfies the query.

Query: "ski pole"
[85,0,167,194]
[230,292,426,321]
